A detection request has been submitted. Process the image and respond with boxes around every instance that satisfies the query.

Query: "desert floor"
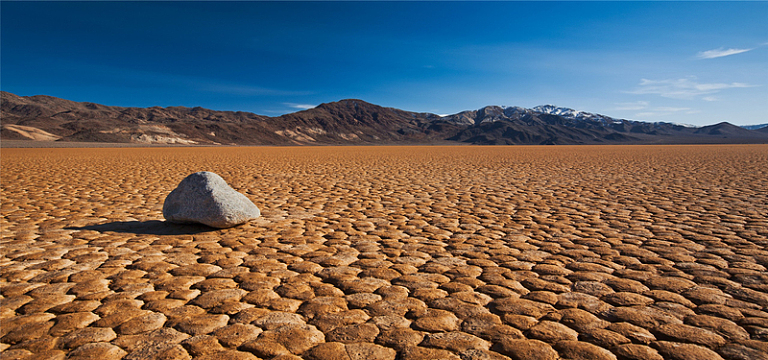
[1,145,767,360]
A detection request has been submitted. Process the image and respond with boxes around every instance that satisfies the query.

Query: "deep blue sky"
[2,1,766,125]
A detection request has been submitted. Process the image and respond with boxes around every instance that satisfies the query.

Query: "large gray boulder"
[163,171,260,228]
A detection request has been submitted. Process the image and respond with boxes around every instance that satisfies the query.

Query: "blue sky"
[2,1,766,126]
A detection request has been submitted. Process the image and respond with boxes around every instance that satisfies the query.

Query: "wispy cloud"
[626,77,755,99]
[283,102,316,110]
[702,96,718,102]
[612,101,649,111]
[697,47,753,59]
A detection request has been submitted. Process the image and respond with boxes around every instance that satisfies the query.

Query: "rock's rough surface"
[163,171,260,228]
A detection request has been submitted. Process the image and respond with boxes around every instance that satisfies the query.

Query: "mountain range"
[2,91,767,146]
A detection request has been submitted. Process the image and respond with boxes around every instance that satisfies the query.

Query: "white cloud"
[626,77,755,99]
[283,103,316,110]
[702,96,718,102]
[697,47,753,59]
[655,107,691,112]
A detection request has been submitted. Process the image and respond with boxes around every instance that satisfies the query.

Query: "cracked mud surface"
[1,145,767,360]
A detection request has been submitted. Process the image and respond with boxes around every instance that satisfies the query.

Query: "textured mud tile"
[242,324,324,356]
[399,345,461,360]
[144,298,187,314]
[502,314,538,331]
[412,309,460,332]
[66,342,127,360]
[553,340,617,360]
[211,323,262,348]
[1,319,54,345]
[250,311,306,330]
[180,335,225,356]
[365,298,426,317]
[605,322,656,344]
[116,311,167,335]
[303,342,351,360]
[420,331,491,352]
[173,314,229,336]
[154,276,206,292]
[492,339,558,360]
[0,295,33,311]
[326,323,380,343]
[58,327,117,350]
[578,327,630,348]
[697,304,745,322]
[602,292,654,307]
[601,306,682,329]
[344,342,396,360]
[311,309,370,333]
[266,297,303,312]
[274,282,315,300]
[93,298,143,316]
[429,297,490,319]
[526,320,579,342]
[645,276,697,293]
[114,328,190,359]
[242,289,280,307]
[0,283,45,297]
[653,341,725,360]
[0,348,34,359]
[559,308,609,332]
[229,307,272,324]
[191,278,239,291]
[16,294,76,314]
[165,289,200,302]
[189,288,246,309]
[196,349,260,360]
[93,308,149,328]
[718,343,768,360]
[613,344,663,360]
[490,298,556,318]
[643,290,696,308]
[571,281,615,297]
[49,311,100,336]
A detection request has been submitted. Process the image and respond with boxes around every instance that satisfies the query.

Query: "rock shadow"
[66,220,217,235]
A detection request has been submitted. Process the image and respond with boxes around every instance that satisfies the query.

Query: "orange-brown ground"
[1,145,767,360]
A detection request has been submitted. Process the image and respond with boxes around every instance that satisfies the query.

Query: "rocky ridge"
[2,91,767,145]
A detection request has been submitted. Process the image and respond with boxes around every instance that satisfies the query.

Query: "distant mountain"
[2,91,767,145]
[741,123,768,130]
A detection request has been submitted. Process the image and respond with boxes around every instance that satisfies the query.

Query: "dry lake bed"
[1,145,767,360]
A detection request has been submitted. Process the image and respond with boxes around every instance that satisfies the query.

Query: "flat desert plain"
[1,145,768,360]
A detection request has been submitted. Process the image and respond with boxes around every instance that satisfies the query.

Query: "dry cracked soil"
[1,145,767,360]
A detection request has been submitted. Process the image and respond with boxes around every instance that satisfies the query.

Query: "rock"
[163,171,260,228]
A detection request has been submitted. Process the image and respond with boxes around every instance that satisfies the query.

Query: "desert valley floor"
[1,145,767,360]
